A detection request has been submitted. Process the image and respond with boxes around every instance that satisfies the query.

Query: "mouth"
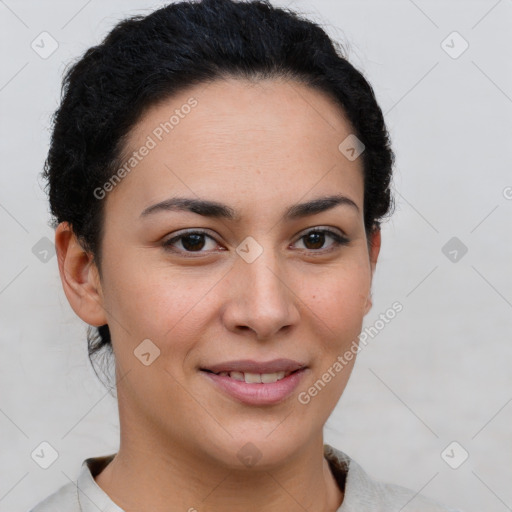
[200,359,308,405]
[201,368,299,384]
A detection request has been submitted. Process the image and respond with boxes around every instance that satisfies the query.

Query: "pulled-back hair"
[43,0,395,387]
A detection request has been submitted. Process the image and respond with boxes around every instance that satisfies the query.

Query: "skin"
[55,76,381,512]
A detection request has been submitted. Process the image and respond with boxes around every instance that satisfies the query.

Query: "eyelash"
[162,228,350,257]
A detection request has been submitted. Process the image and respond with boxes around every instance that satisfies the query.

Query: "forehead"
[108,77,364,217]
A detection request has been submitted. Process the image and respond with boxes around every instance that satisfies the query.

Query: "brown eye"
[162,227,349,257]
[163,230,219,254]
[303,231,326,250]
[294,229,349,253]
[179,233,206,251]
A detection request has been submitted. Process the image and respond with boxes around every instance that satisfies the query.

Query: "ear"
[55,222,107,326]
[364,227,381,315]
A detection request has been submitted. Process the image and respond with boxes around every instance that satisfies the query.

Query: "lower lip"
[201,369,307,406]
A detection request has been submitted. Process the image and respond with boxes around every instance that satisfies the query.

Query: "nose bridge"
[238,239,288,305]
[228,235,299,338]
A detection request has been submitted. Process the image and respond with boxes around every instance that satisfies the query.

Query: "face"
[66,77,380,469]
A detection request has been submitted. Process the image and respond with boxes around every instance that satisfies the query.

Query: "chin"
[198,422,314,471]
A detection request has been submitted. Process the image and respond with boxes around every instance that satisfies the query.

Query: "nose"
[221,246,301,341]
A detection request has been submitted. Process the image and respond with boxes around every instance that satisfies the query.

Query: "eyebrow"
[140,194,360,221]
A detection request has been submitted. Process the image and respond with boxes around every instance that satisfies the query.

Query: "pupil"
[305,232,324,250]
[182,234,205,251]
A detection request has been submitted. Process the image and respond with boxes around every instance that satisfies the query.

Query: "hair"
[43,0,395,389]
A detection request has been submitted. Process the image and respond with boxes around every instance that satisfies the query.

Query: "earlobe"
[55,222,107,327]
[364,291,373,315]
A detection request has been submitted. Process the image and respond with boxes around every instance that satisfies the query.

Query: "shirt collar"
[77,453,123,512]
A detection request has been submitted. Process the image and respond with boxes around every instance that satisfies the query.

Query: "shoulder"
[324,444,464,512]
[29,481,78,512]
[28,453,117,512]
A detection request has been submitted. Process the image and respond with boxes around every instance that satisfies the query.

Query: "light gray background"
[1,1,511,511]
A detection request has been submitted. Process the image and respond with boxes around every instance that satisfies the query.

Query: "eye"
[162,230,220,255]
[162,227,350,257]
[292,228,350,253]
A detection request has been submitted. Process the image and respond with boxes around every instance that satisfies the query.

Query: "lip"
[201,367,308,405]
[201,358,306,374]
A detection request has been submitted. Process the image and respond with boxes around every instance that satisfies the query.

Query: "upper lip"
[201,358,307,374]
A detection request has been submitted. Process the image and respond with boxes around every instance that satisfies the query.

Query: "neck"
[94,430,343,512]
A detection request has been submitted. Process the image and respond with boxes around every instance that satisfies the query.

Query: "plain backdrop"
[1,1,511,511]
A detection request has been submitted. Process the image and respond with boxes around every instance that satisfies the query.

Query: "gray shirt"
[29,444,463,512]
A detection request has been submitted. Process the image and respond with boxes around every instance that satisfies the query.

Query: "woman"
[30,0,463,510]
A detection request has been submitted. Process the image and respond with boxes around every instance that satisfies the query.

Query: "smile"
[203,369,295,384]
[200,360,308,405]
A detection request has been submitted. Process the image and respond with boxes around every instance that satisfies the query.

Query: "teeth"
[217,370,291,383]
[244,372,261,383]
[261,371,286,383]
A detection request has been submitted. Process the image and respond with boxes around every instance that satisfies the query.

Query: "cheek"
[303,261,371,338]
[101,241,371,355]
[101,255,221,347]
